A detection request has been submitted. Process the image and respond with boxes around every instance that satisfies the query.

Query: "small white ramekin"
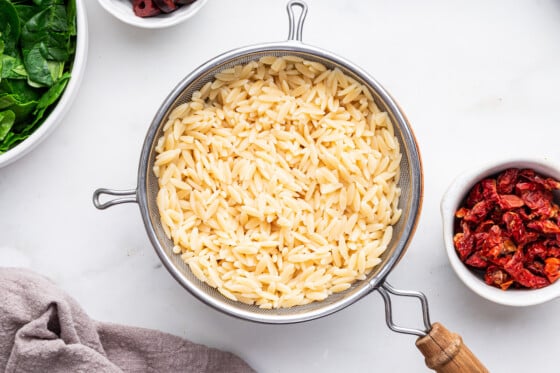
[441,157,560,306]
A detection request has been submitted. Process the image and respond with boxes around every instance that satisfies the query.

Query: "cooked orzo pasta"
[153,55,402,309]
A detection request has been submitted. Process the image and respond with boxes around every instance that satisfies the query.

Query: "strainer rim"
[136,40,423,324]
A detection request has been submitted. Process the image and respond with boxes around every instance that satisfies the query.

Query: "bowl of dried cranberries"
[441,158,560,306]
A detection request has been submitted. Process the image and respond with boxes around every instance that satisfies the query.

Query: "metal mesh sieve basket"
[94,0,423,324]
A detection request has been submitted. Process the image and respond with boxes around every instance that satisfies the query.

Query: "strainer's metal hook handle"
[378,284,489,372]
[377,282,431,337]
[287,0,308,42]
[93,188,137,210]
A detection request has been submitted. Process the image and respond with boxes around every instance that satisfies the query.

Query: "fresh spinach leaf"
[22,4,70,86]
[30,71,69,126]
[1,54,28,79]
[0,39,4,81]
[13,4,40,24]
[0,92,37,125]
[0,110,16,141]
[0,130,26,153]
[0,0,76,154]
[0,78,42,102]
[33,0,65,6]
[23,43,52,86]
[66,0,76,37]
[0,0,20,55]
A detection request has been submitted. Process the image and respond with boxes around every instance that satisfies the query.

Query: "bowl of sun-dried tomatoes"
[442,158,560,306]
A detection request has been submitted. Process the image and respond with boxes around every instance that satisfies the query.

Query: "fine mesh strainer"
[93,2,487,371]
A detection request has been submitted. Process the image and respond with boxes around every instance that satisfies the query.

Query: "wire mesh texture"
[133,37,423,323]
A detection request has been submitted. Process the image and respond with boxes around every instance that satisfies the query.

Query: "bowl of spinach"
[0,0,87,167]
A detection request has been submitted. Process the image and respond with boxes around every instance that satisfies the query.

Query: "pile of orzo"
[153,55,402,309]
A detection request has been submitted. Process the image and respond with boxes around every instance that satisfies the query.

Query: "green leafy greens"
[0,0,76,153]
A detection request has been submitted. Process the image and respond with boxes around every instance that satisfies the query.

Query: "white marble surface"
[2,0,560,371]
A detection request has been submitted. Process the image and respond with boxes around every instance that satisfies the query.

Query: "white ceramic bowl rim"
[441,157,560,306]
[97,0,208,29]
[0,0,88,168]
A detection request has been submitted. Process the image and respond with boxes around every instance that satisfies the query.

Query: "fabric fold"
[0,268,254,373]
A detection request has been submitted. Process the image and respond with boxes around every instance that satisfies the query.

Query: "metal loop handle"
[377,282,432,337]
[93,188,138,210]
[286,0,308,41]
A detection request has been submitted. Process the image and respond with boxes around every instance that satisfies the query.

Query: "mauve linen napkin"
[0,267,255,373]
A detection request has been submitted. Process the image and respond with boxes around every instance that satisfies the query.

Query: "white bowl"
[97,0,208,29]
[441,157,560,306]
[0,0,88,168]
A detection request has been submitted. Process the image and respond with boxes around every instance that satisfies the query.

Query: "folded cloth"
[0,268,255,373]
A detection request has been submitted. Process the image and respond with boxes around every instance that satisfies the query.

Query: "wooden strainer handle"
[416,322,489,373]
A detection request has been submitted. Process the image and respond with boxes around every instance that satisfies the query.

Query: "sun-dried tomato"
[463,200,495,224]
[526,260,546,277]
[548,246,560,258]
[453,168,560,290]
[521,190,554,217]
[519,168,560,191]
[454,233,472,261]
[527,220,560,234]
[497,168,519,194]
[466,182,485,208]
[485,266,513,290]
[525,241,548,262]
[544,258,560,283]
[503,211,539,246]
[480,225,506,260]
[498,194,524,209]
[465,251,488,269]
[481,179,499,202]
[503,250,549,289]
